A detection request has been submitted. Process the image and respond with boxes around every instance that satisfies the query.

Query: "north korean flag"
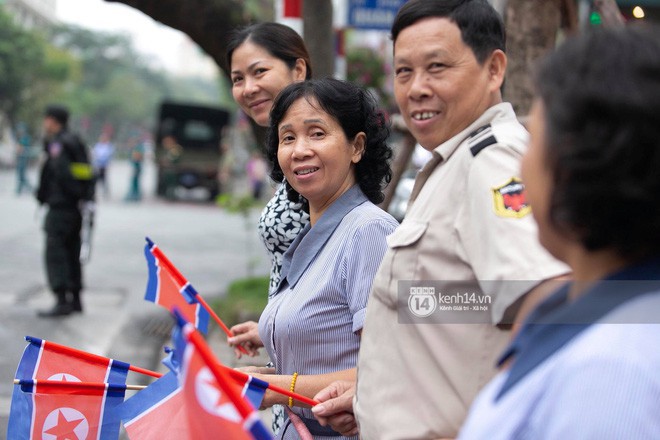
[144,238,210,334]
[174,313,272,440]
[8,336,128,439]
[12,380,126,440]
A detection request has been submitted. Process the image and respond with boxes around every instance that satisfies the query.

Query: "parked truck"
[155,101,231,200]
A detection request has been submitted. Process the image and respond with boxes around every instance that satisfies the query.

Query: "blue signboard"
[348,0,407,30]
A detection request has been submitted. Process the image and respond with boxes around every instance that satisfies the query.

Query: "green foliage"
[346,47,391,108]
[0,8,46,125]
[216,193,263,214]
[242,0,275,21]
[1,9,228,143]
[48,25,172,140]
[211,276,270,326]
[347,48,385,90]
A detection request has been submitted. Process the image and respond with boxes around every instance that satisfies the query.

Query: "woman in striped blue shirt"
[246,78,398,439]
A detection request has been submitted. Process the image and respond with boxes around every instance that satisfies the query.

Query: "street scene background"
[0,158,272,433]
[1,0,659,437]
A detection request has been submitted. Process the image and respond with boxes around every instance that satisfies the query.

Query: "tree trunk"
[303,0,335,78]
[504,0,562,117]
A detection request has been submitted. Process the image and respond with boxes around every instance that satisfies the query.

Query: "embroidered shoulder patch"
[492,177,531,219]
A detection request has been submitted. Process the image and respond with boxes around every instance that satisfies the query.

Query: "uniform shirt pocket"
[386,220,428,248]
[378,220,429,306]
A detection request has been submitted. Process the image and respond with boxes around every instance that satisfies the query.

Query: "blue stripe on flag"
[196,304,210,335]
[19,337,41,378]
[144,243,159,303]
[181,284,198,304]
[108,360,130,382]
[7,338,42,439]
[119,372,179,424]
[243,376,268,409]
[102,364,129,438]
[248,414,275,440]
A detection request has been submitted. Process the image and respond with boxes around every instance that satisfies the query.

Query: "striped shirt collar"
[277,185,368,292]
[496,256,660,400]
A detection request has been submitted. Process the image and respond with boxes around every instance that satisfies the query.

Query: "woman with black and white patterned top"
[225,20,312,354]
[225,22,312,433]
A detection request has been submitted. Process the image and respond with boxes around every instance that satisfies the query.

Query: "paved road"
[0,159,271,434]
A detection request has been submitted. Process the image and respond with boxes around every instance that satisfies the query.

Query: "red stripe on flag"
[150,244,187,286]
[33,341,111,383]
[27,338,161,378]
[180,342,255,438]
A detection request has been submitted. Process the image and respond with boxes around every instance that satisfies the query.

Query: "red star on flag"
[43,409,85,439]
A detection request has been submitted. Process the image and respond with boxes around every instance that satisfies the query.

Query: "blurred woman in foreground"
[459,25,660,439]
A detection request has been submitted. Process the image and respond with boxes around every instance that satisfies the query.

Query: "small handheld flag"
[119,363,269,439]
[173,310,273,440]
[144,238,210,334]
[145,237,248,354]
[8,336,131,440]
[13,380,127,440]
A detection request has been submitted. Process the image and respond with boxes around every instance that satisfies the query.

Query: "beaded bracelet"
[288,372,299,407]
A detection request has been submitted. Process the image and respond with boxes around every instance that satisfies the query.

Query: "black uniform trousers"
[44,207,82,297]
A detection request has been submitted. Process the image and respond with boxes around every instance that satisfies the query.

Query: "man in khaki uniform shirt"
[311,1,568,438]
[355,102,568,438]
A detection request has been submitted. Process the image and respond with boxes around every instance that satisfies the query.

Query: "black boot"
[38,291,72,317]
[69,291,83,313]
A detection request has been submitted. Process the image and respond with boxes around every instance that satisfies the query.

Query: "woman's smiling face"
[230,40,306,127]
[277,97,364,217]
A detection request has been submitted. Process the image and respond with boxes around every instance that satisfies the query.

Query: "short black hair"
[44,104,70,127]
[226,22,312,79]
[267,78,392,205]
[391,0,505,64]
[535,24,660,260]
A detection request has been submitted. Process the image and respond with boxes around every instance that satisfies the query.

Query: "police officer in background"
[36,105,94,317]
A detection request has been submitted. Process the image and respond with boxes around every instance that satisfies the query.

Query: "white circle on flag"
[42,407,89,440]
[195,367,241,423]
[47,373,82,382]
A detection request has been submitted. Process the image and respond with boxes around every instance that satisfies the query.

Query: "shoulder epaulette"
[468,124,497,157]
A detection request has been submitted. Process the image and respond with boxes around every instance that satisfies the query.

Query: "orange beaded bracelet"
[288,372,299,407]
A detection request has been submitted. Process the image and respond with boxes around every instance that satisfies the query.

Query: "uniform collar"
[496,256,660,400]
[432,102,516,162]
[276,185,368,293]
